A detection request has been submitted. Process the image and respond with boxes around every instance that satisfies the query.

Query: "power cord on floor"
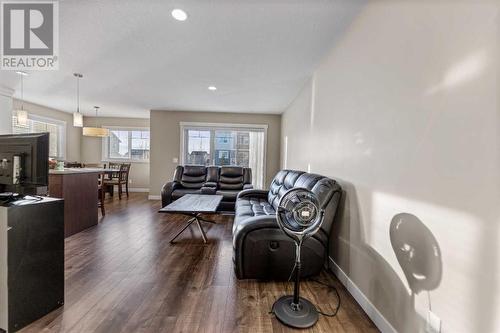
[308,277,341,317]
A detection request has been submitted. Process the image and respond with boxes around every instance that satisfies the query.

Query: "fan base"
[273,296,319,328]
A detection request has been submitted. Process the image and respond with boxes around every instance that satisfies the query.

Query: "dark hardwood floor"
[20,193,378,333]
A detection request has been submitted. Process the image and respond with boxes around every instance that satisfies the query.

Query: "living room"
[0,1,499,333]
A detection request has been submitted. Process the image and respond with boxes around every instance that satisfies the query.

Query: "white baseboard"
[148,195,161,200]
[112,187,149,193]
[329,257,396,333]
[129,188,149,193]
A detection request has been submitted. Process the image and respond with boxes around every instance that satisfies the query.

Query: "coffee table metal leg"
[198,217,216,224]
[169,214,213,244]
[169,217,196,243]
[195,217,208,243]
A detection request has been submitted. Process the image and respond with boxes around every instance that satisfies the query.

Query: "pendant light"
[83,106,110,137]
[14,71,29,126]
[73,73,83,127]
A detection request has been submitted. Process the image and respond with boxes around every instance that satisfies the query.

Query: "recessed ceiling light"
[171,9,188,21]
[208,86,217,91]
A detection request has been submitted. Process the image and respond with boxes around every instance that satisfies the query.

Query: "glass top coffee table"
[159,194,223,244]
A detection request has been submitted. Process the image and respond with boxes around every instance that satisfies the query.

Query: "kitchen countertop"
[49,168,105,175]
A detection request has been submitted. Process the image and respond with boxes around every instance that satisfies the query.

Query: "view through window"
[182,124,266,188]
[12,114,65,159]
[104,128,150,161]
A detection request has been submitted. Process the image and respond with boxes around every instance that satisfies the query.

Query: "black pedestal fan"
[272,187,325,329]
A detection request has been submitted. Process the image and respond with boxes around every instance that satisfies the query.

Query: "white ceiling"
[0,0,362,118]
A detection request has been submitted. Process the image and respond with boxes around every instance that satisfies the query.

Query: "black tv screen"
[0,133,49,187]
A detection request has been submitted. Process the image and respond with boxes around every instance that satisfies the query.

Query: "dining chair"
[107,162,121,179]
[98,172,106,216]
[104,162,121,197]
[103,163,131,199]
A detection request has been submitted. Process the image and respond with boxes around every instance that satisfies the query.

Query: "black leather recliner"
[232,170,342,280]
[161,165,253,211]
[216,166,253,211]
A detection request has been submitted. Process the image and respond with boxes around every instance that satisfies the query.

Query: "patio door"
[181,123,267,189]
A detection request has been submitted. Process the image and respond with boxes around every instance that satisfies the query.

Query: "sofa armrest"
[243,184,253,190]
[201,186,217,195]
[233,215,277,238]
[237,189,268,201]
[200,181,218,195]
[232,215,278,277]
[161,181,181,207]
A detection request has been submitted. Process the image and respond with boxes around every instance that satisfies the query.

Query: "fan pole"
[292,241,302,308]
[273,237,319,328]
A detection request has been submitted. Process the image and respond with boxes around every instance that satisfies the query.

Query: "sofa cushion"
[180,165,207,189]
[268,170,304,209]
[220,166,244,177]
[266,170,340,236]
[172,188,201,200]
[219,166,245,190]
[216,190,240,202]
[236,197,276,217]
[233,196,276,233]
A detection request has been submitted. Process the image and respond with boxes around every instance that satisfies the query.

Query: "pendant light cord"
[77,76,80,113]
[74,73,83,114]
[94,106,100,127]
[20,74,24,111]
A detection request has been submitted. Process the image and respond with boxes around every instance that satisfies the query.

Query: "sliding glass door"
[182,123,266,188]
[186,129,211,165]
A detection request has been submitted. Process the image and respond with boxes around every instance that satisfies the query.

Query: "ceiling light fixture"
[171,9,188,21]
[83,106,110,137]
[14,71,29,126]
[73,73,84,127]
[208,86,217,91]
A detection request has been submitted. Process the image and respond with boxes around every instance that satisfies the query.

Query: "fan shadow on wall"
[390,213,442,297]
[330,181,443,333]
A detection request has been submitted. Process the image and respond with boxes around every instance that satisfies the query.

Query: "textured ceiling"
[0,0,362,118]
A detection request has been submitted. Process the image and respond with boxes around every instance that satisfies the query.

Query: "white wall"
[13,99,82,161]
[282,1,500,332]
[81,116,150,189]
[0,87,13,134]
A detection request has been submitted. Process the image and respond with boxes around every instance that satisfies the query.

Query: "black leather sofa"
[232,170,342,280]
[161,165,253,211]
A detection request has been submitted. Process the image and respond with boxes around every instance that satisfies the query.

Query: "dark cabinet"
[0,197,64,332]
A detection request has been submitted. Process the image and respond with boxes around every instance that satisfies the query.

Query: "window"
[102,127,150,162]
[180,122,267,189]
[12,114,66,159]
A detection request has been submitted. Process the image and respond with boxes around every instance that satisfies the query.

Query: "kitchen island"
[49,168,102,237]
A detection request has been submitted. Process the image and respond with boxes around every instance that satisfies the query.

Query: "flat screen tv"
[0,133,49,193]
